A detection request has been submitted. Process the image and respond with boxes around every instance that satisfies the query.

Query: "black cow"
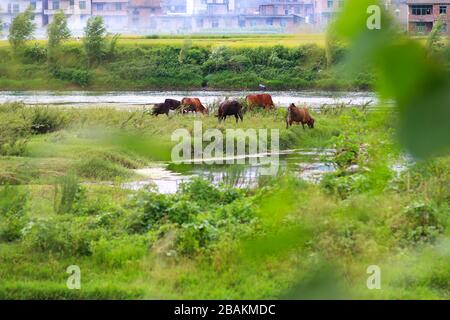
[217,100,243,123]
[152,99,181,116]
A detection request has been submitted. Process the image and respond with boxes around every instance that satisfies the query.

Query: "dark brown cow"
[246,94,275,110]
[181,97,208,114]
[217,100,243,123]
[286,104,315,129]
[152,99,181,116]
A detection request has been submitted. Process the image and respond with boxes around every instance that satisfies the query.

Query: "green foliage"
[8,6,36,51]
[0,186,29,242]
[83,16,107,67]
[426,14,446,53]
[23,44,47,64]
[47,10,71,49]
[53,173,82,214]
[50,66,91,87]
[91,235,149,267]
[0,103,30,156]
[333,0,450,158]
[47,10,71,62]
[75,155,130,180]
[29,106,68,134]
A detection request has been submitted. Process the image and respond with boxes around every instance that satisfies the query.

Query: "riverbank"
[0,102,449,299]
[0,41,372,91]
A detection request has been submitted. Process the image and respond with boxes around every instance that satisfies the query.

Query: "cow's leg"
[239,112,243,122]
[235,114,239,123]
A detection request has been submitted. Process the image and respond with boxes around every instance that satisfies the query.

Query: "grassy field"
[0,34,326,49]
[0,102,449,299]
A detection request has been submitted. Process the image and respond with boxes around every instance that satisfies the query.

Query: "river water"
[0,90,379,108]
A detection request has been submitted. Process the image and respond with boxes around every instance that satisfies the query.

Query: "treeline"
[0,9,373,91]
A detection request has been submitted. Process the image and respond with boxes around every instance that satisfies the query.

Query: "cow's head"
[307,117,315,129]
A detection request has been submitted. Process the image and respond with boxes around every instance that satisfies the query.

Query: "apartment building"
[128,0,162,28]
[314,0,343,25]
[91,0,129,30]
[407,0,449,34]
[0,0,44,28]
[43,0,91,29]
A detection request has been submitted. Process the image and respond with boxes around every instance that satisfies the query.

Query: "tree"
[83,16,107,67]
[8,6,36,52]
[426,14,446,54]
[47,10,71,54]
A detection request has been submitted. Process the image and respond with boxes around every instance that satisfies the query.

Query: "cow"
[164,99,182,110]
[246,94,275,110]
[181,97,208,114]
[152,99,181,116]
[217,100,243,123]
[286,104,315,129]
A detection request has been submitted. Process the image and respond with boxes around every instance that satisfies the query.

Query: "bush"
[29,106,68,134]
[54,173,82,214]
[91,235,149,267]
[76,155,130,180]
[22,217,105,256]
[50,67,91,87]
[0,105,30,156]
[0,186,29,242]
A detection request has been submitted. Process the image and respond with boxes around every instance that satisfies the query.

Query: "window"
[79,1,86,10]
[70,0,74,6]
[440,6,447,15]
[30,2,37,10]
[13,4,20,13]
[411,5,432,15]
[212,19,219,28]
[415,22,426,33]
[96,4,104,11]
[115,3,122,11]
[52,1,59,10]
[327,0,333,9]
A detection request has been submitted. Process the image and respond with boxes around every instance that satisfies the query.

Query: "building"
[0,1,44,29]
[161,0,187,14]
[385,0,409,30]
[91,0,129,30]
[43,0,91,29]
[128,0,162,29]
[314,0,343,25]
[407,0,450,34]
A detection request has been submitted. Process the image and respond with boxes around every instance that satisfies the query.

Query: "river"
[0,90,379,108]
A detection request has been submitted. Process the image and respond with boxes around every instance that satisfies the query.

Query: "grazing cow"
[152,99,181,116]
[286,104,315,129]
[164,99,181,110]
[217,100,243,123]
[181,97,208,114]
[246,94,275,110]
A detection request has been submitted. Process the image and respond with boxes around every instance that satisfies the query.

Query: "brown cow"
[181,97,208,114]
[246,94,275,110]
[286,104,315,129]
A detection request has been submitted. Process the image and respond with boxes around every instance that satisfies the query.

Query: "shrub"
[22,217,105,256]
[0,186,29,242]
[53,173,82,214]
[29,106,68,134]
[0,106,30,156]
[50,67,91,87]
[23,44,47,64]
[76,155,130,180]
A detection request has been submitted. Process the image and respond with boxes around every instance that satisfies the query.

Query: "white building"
[0,0,44,28]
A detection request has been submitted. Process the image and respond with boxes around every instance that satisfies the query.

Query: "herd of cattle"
[151,93,315,129]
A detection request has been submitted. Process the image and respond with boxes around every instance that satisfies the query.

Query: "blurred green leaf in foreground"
[331,0,450,158]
